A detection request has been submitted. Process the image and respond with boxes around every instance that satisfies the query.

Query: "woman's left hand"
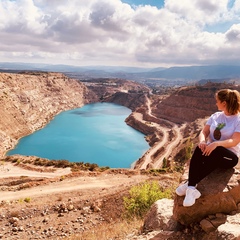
[202,142,218,156]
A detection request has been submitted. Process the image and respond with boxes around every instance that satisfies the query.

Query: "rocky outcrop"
[136,161,240,239]
[0,72,97,157]
[140,198,240,240]
[104,92,148,111]
[173,162,240,226]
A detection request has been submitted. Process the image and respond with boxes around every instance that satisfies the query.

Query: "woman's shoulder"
[236,114,240,121]
[210,111,223,118]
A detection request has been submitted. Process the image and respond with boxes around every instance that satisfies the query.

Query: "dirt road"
[0,162,71,178]
[0,163,149,202]
[135,96,184,169]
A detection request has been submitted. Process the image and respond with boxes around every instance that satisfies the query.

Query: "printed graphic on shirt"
[213,123,226,140]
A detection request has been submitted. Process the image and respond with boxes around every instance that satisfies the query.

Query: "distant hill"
[140,65,240,80]
[0,62,240,83]
[0,62,154,74]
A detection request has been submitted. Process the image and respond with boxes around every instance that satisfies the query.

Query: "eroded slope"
[0,72,96,156]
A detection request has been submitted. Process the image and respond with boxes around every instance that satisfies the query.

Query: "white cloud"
[165,0,230,26]
[0,0,240,67]
[225,24,240,42]
[233,0,240,11]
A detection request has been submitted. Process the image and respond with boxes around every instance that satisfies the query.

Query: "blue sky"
[122,0,165,8]
[0,0,239,68]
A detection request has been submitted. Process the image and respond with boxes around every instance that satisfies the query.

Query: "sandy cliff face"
[151,84,240,123]
[0,72,97,157]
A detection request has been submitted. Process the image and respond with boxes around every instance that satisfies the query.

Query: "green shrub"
[55,159,72,168]
[185,137,193,161]
[24,197,31,203]
[99,166,110,171]
[88,163,98,171]
[123,181,172,218]
[149,168,168,175]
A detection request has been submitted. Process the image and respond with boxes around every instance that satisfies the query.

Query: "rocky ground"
[0,161,180,240]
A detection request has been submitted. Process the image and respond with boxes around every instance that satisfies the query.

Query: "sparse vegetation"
[18,197,31,203]
[149,168,170,174]
[60,175,65,181]
[123,180,173,218]
[185,138,193,161]
[24,197,31,203]
[3,156,110,172]
[173,137,194,173]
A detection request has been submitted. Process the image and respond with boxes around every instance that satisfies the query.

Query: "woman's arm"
[198,125,210,152]
[199,125,210,143]
[203,132,240,156]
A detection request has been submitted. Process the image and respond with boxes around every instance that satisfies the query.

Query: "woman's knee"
[225,155,238,168]
[216,146,239,168]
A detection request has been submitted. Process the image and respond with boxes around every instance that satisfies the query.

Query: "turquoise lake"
[7,103,149,168]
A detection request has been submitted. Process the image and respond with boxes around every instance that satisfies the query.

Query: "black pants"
[188,146,238,186]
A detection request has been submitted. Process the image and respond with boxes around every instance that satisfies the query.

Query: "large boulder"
[173,161,240,227]
[142,199,178,232]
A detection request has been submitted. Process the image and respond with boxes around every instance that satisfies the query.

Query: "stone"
[67,204,74,211]
[9,217,19,224]
[217,215,240,239]
[210,215,227,228]
[200,219,216,233]
[142,199,179,232]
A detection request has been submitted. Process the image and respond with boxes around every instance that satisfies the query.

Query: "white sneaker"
[175,182,188,196]
[183,188,201,207]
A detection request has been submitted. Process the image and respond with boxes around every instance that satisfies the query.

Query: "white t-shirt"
[206,111,240,156]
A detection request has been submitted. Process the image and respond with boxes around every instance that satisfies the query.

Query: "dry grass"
[66,218,143,240]
[3,155,110,172]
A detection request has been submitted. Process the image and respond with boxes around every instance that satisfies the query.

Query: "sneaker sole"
[175,189,186,196]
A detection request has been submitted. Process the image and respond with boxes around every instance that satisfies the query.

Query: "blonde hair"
[216,89,240,115]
